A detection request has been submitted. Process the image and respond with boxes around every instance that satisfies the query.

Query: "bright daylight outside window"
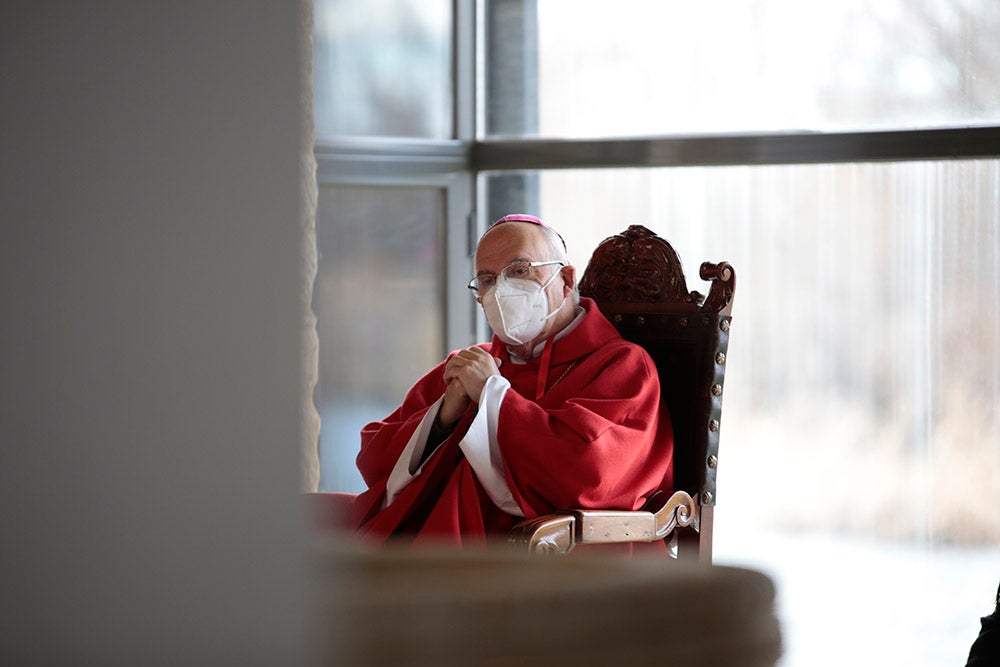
[484,2,1000,666]
[487,0,1000,137]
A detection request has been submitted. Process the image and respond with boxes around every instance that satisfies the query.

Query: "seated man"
[346,214,673,548]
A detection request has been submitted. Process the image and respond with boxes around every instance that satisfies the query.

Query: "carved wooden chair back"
[508,225,735,559]
[578,225,735,560]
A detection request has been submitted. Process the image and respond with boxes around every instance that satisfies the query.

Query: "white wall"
[1,2,307,664]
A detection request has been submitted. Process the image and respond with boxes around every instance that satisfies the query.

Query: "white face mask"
[482,270,565,346]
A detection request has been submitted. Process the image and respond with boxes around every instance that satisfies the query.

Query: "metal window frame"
[471,126,1000,171]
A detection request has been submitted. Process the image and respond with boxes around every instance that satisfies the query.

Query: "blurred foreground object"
[309,540,780,666]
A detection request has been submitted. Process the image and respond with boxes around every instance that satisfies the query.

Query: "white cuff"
[383,396,444,509]
[458,375,523,517]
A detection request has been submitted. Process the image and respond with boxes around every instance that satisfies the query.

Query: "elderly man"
[348,214,673,547]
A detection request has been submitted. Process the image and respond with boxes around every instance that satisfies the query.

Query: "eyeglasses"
[467,259,566,297]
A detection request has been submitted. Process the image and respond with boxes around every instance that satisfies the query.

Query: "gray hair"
[538,224,570,265]
[537,225,580,306]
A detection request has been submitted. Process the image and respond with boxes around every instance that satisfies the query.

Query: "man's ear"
[561,265,576,294]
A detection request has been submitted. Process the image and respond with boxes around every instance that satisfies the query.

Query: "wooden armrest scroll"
[508,491,700,555]
[507,513,577,554]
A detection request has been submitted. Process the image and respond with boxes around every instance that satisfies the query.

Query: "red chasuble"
[348,297,673,549]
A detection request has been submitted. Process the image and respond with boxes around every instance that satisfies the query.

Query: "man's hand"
[443,346,502,404]
[436,347,502,429]
[436,379,470,430]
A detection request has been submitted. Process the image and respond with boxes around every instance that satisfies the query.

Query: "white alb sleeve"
[457,374,523,516]
[383,396,444,509]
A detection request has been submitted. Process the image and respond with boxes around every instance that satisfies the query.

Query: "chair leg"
[698,505,714,564]
[676,505,713,563]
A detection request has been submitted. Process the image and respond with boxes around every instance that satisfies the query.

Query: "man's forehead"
[475,223,547,269]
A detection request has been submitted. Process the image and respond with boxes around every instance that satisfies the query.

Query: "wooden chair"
[508,225,735,561]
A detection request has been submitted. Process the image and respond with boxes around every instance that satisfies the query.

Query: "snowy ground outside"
[715,523,999,667]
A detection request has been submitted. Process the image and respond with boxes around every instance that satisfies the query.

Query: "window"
[313,0,453,139]
[485,161,1000,663]
[313,186,447,491]
[487,0,1000,137]
[479,3,1000,664]
[311,0,476,491]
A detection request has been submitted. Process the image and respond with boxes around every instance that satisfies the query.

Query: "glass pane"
[313,0,452,139]
[485,161,1000,666]
[313,186,445,492]
[486,0,1000,137]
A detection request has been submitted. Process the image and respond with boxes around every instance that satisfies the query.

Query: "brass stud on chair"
[711,383,723,396]
[709,419,719,432]
[679,317,688,328]
[720,318,730,333]
[636,315,646,326]
[613,313,623,324]
[701,491,713,505]
[715,352,726,365]
[708,454,718,468]
[702,315,711,327]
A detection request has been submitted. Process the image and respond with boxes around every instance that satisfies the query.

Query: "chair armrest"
[508,490,700,555]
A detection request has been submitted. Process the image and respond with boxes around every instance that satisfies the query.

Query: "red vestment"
[348,297,673,548]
